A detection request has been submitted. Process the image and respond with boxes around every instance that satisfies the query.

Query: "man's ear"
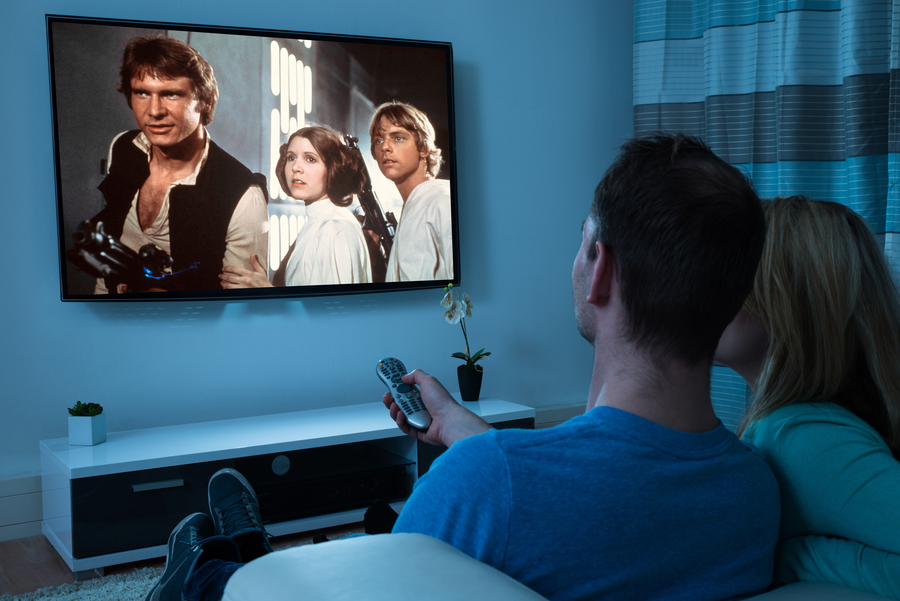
[587,241,614,304]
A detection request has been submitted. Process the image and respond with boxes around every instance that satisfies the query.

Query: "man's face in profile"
[130,73,203,150]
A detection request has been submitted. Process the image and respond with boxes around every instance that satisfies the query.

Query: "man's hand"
[119,284,167,293]
[381,368,491,448]
[220,253,273,288]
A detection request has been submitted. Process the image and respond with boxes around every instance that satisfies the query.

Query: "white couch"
[222,532,891,601]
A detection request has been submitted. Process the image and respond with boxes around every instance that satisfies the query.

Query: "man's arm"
[392,430,511,571]
[396,182,453,281]
[432,187,453,280]
[220,253,273,288]
[223,184,269,272]
[381,369,491,447]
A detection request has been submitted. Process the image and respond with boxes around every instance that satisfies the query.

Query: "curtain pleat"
[634,0,900,427]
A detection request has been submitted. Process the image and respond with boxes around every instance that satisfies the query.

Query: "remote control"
[376,358,432,430]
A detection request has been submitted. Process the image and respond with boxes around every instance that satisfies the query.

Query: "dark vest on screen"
[95,130,267,291]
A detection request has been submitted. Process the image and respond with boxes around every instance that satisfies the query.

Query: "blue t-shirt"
[394,406,780,601]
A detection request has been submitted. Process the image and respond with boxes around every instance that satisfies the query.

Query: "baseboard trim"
[0,520,42,541]
[0,472,42,543]
[534,403,584,429]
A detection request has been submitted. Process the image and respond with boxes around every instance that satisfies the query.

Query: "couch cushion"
[222,532,549,601]
[748,581,891,600]
[223,534,892,601]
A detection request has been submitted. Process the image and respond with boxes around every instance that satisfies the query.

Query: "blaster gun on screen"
[66,219,176,293]
[345,135,398,282]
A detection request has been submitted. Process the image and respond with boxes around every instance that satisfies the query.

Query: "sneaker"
[208,468,273,562]
[364,499,399,534]
[145,513,221,601]
[312,532,329,544]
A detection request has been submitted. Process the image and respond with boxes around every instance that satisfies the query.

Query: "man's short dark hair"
[591,132,765,366]
[117,36,219,126]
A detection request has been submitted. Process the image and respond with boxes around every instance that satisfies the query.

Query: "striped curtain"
[632,0,900,430]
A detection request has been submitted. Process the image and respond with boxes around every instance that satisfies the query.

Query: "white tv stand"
[40,399,534,577]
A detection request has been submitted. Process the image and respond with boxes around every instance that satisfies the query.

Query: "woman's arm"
[757,406,900,553]
[776,535,900,600]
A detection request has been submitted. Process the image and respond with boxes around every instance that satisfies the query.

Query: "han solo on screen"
[91,35,268,294]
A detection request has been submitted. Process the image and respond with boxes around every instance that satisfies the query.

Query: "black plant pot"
[457,365,484,402]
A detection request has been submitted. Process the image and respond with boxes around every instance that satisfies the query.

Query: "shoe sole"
[208,468,260,529]
[145,512,209,601]
[209,468,258,500]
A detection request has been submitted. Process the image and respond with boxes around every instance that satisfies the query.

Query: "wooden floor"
[0,522,363,597]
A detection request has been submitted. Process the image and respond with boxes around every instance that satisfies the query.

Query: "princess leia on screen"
[219,125,372,288]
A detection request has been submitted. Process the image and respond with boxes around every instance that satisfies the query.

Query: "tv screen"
[47,15,459,301]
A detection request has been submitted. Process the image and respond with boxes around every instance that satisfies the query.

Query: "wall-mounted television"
[47,15,459,301]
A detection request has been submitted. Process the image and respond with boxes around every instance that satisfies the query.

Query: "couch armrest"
[748,581,892,600]
[222,533,549,601]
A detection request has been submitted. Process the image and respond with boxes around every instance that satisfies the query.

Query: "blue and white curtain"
[632,0,900,429]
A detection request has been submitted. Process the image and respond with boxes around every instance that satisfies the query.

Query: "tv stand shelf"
[40,399,534,576]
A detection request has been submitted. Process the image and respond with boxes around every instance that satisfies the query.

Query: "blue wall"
[0,0,634,477]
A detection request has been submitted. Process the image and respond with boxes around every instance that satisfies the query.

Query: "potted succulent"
[441,284,491,402]
[68,401,106,446]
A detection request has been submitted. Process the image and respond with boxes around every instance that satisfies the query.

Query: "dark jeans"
[181,501,399,601]
[183,559,243,601]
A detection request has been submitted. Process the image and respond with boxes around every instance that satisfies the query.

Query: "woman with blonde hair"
[715,195,900,598]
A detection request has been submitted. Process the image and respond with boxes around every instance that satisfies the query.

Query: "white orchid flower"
[462,293,473,318]
[443,300,465,325]
[440,289,454,309]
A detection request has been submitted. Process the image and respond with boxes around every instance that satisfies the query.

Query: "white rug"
[0,567,162,601]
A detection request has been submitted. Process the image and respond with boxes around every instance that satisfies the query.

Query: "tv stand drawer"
[72,460,231,557]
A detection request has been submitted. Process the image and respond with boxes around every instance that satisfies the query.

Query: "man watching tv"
[92,35,268,293]
[142,133,779,601]
[382,133,780,600]
[368,101,453,282]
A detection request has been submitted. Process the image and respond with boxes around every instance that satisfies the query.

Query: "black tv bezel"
[46,14,460,302]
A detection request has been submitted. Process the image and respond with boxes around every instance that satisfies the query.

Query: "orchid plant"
[441,284,491,371]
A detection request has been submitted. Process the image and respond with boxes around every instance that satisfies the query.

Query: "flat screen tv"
[47,15,459,301]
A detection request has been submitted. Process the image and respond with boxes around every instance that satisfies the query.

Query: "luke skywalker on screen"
[368,101,453,282]
[92,35,268,293]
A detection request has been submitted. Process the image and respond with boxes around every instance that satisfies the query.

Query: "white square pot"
[68,414,106,446]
